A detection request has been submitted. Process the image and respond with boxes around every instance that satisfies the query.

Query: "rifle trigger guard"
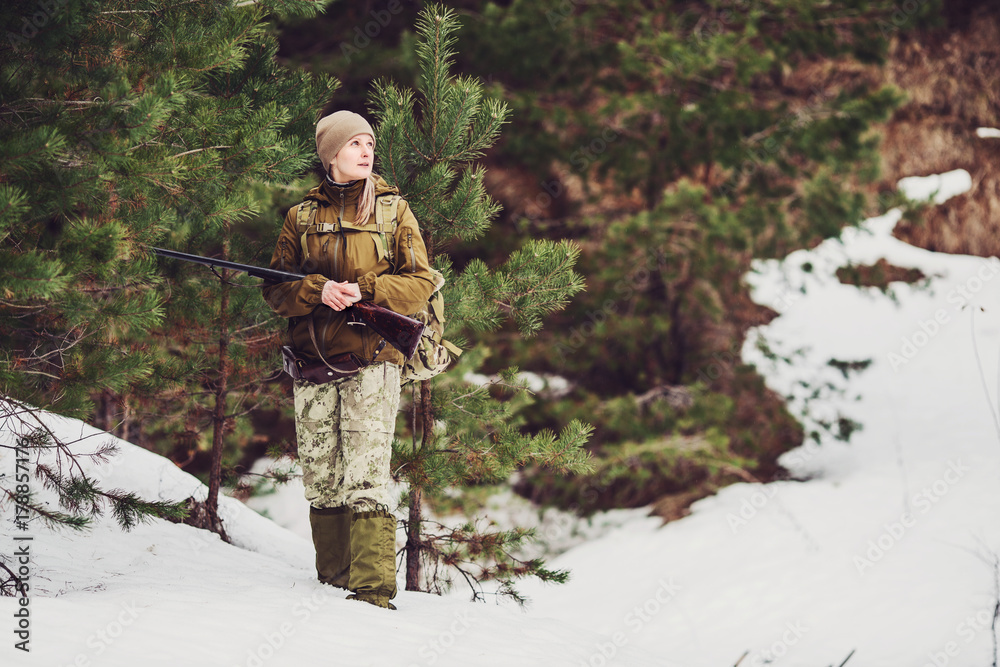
[346,309,366,327]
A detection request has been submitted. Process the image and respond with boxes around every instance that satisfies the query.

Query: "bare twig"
[991,552,999,667]
[837,648,857,667]
[0,560,29,598]
[970,307,1000,444]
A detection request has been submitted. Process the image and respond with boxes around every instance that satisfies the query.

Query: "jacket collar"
[303,174,399,205]
[318,177,365,204]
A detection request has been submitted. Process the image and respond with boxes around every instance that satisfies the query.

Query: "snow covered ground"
[3,168,999,666]
[517,169,1000,666]
[0,411,667,667]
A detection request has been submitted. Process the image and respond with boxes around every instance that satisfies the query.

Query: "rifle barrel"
[152,246,424,359]
[152,247,306,283]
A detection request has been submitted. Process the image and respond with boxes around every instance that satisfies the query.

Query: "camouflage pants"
[293,362,401,511]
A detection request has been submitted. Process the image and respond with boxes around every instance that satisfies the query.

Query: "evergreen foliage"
[2,402,188,532]
[0,0,334,533]
[368,4,592,600]
[1,0,955,599]
[449,0,942,511]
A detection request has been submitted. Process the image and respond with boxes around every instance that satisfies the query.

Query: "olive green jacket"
[262,175,436,366]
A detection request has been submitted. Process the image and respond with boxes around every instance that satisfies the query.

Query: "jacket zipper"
[339,187,373,359]
[336,191,346,281]
[334,232,340,280]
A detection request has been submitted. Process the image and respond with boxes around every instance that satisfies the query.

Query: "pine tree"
[368,4,592,599]
[451,0,941,511]
[0,0,334,533]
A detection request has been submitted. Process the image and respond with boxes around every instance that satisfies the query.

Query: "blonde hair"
[329,147,377,225]
[355,174,377,225]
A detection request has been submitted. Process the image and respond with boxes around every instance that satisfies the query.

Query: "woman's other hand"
[321,280,362,311]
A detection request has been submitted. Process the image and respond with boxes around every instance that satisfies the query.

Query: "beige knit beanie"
[315,111,375,175]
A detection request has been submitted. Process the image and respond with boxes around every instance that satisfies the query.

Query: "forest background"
[2,0,998,597]
[268,0,999,516]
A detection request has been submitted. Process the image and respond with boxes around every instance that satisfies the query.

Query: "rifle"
[152,247,424,360]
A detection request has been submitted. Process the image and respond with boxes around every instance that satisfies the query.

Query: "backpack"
[296,193,461,385]
[400,269,462,386]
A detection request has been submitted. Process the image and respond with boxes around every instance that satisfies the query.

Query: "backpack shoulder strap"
[296,200,320,264]
[373,194,401,264]
[296,199,319,227]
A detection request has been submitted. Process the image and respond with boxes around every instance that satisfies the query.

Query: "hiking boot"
[346,507,398,609]
[310,505,352,589]
[346,591,397,610]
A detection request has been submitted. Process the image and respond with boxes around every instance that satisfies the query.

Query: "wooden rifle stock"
[152,247,424,360]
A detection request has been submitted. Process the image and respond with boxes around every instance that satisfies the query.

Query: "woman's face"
[330,133,374,182]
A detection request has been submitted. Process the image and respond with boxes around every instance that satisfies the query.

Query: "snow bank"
[4,167,1000,666]
[519,169,1000,666]
[0,407,664,666]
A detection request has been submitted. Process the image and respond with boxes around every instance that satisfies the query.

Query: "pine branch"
[368,2,588,599]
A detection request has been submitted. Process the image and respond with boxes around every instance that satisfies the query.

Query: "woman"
[263,110,436,609]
